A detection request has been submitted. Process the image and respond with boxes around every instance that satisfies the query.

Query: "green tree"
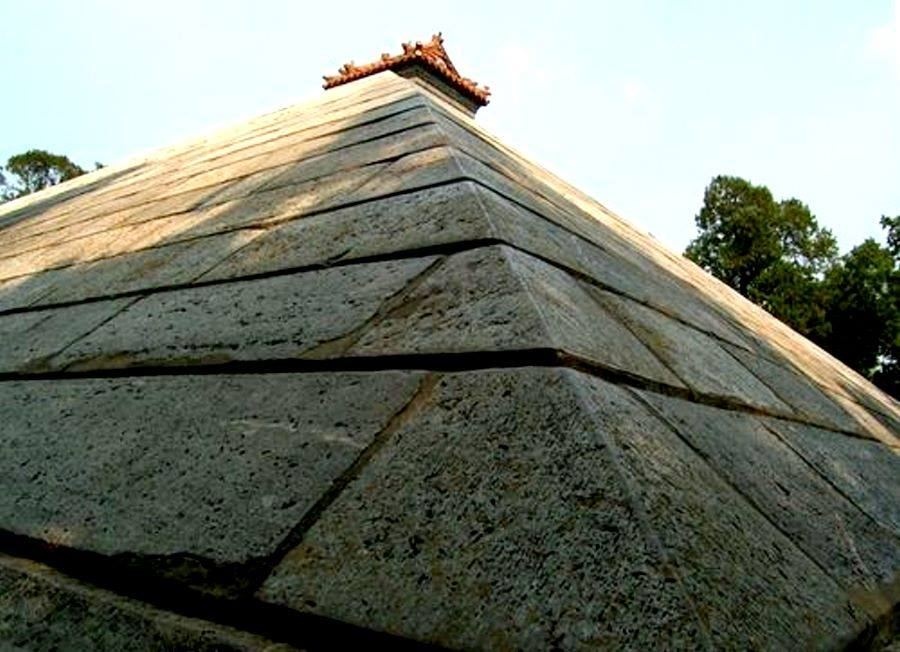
[819,216,899,396]
[822,239,896,370]
[685,175,837,337]
[0,149,86,200]
[882,215,900,259]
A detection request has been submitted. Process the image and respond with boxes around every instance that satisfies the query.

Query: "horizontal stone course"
[261,368,873,649]
[638,391,900,594]
[0,554,295,651]
[14,246,682,396]
[0,371,423,568]
[0,78,417,245]
[260,368,708,650]
[762,417,900,537]
[0,120,446,280]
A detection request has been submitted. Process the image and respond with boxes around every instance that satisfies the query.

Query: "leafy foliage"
[685,175,837,337]
[821,239,897,375]
[686,176,898,397]
[0,149,86,200]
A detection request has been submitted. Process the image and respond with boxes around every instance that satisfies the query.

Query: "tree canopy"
[0,149,86,200]
[686,175,898,397]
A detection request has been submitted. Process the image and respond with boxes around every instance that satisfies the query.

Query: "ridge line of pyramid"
[416,92,900,426]
[563,369,717,648]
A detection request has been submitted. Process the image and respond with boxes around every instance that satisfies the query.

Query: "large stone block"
[0,298,134,373]
[723,341,864,434]
[637,391,900,595]
[51,256,438,372]
[589,288,788,412]
[200,181,494,282]
[0,372,423,571]
[34,230,266,306]
[0,554,293,651]
[762,417,900,537]
[349,246,683,387]
[572,375,872,648]
[260,368,707,650]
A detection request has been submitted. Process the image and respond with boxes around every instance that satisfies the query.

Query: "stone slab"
[0,298,134,373]
[0,554,295,651]
[52,256,438,372]
[503,248,686,387]
[762,417,900,537]
[260,368,707,650]
[350,246,683,387]
[571,374,872,648]
[589,288,789,412]
[0,273,58,313]
[723,342,863,434]
[638,391,900,594]
[0,371,423,565]
[200,181,494,282]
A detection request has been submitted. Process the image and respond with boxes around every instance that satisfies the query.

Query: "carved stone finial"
[322,33,490,109]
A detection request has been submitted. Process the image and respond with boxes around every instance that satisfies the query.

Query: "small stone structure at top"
[323,33,490,116]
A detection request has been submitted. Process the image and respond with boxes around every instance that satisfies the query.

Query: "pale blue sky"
[1,1,898,252]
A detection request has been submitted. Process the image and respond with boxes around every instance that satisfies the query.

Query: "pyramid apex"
[323,33,490,116]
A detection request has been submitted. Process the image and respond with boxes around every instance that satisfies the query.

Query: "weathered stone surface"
[52,257,438,372]
[335,144,464,201]
[638,391,900,593]
[762,417,900,537]
[0,273,58,313]
[351,246,684,387]
[260,368,708,650]
[33,230,267,307]
[0,125,447,283]
[502,249,686,386]
[0,298,134,373]
[0,372,423,563]
[571,375,873,648]
[0,554,295,651]
[827,393,900,448]
[722,341,863,433]
[200,181,493,282]
[589,287,789,411]
[0,78,417,249]
[0,69,896,650]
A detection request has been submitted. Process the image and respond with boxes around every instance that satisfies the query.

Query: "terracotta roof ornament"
[323,33,491,108]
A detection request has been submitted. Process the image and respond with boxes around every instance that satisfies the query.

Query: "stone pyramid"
[0,36,898,651]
